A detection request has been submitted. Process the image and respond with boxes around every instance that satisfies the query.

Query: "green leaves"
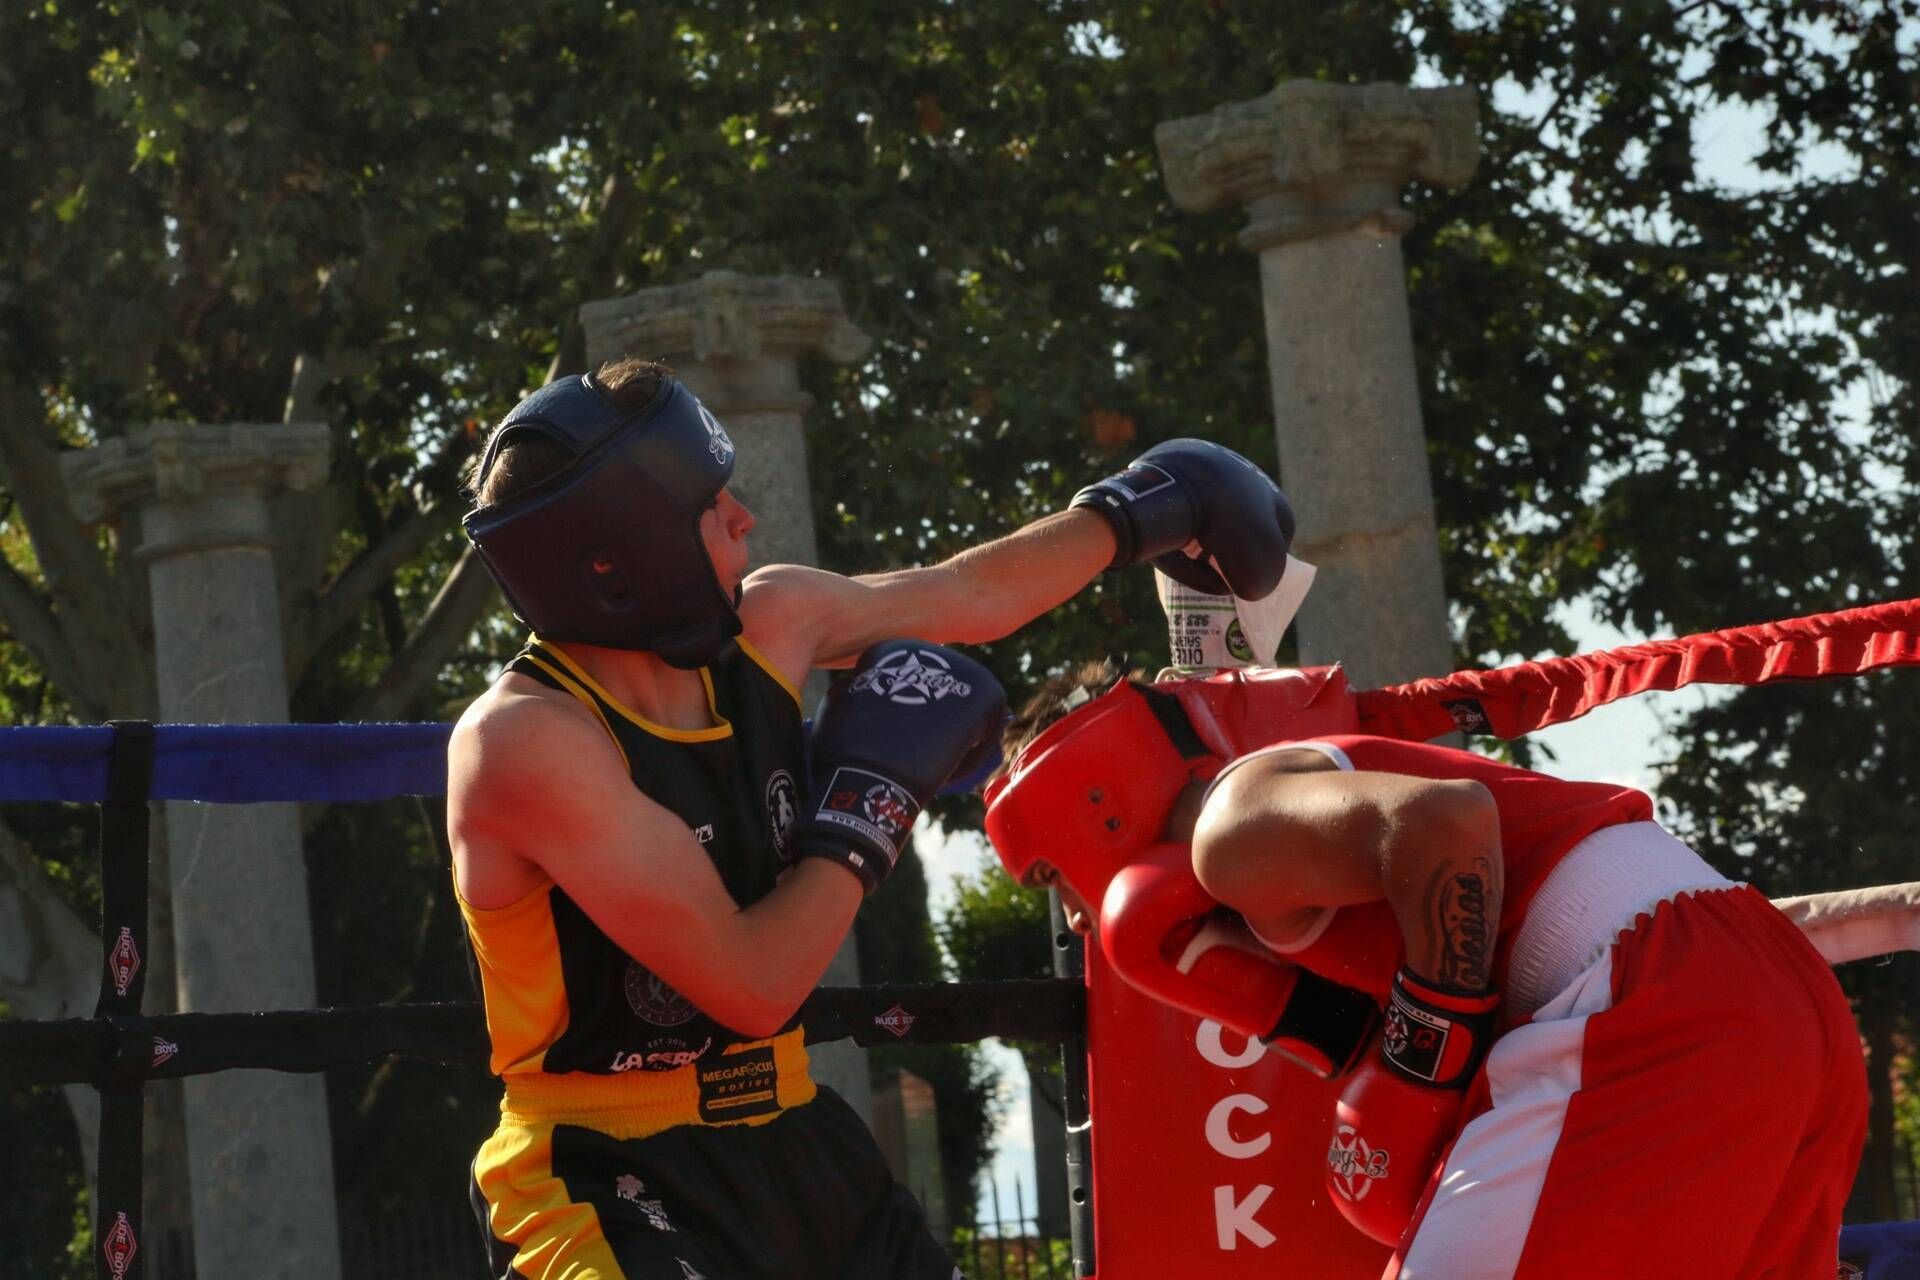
[3,0,1917,1246]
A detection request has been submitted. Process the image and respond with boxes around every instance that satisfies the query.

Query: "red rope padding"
[1353,597,1920,742]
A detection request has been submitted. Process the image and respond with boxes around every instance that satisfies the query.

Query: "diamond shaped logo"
[875,1004,915,1038]
[102,1211,138,1279]
[108,927,141,998]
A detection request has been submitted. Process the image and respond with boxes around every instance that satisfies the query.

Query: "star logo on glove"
[1326,1123,1391,1202]
[849,648,972,704]
[1383,1005,1410,1058]
[861,782,915,837]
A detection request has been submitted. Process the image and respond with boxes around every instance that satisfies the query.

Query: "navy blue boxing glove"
[798,640,1008,893]
[1071,438,1295,600]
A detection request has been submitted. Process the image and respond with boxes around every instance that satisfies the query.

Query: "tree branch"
[546,168,643,382]
[284,504,456,681]
[0,822,97,1024]
[0,817,109,1178]
[273,231,414,662]
[344,546,500,722]
[301,167,638,710]
[0,555,102,722]
[0,374,151,715]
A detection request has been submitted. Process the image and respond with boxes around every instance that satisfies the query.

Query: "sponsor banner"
[607,1037,713,1074]
[696,1045,780,1123]
[1082,945,1387,1278]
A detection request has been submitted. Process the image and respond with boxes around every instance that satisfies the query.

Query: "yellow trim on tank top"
[528,636,734,743]
[514,651,635,774]
[498,1027,817,1140]
[735,635,804,709]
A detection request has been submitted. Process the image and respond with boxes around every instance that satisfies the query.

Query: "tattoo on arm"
[1425,857,1498,991]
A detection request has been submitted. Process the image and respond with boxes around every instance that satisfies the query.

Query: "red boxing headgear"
[983,666,1360,908]
[985,681,1203,907]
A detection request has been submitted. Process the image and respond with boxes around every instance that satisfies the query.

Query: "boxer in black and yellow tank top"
[452,356,1209,1277]
[463,638,959,1280]
[464,636,808,1090]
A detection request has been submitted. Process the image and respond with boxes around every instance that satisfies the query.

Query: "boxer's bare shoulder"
[446,672,615,909]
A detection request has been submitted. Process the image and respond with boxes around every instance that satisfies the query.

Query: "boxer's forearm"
[920,508,1117,643]
[747,510,1115,669]
[1195,763,1502,989]
[1389,847,1505,993]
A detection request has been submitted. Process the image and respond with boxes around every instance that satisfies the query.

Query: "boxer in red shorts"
[986,662,1868,1280]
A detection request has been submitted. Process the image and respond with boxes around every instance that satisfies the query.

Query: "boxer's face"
[699,487,755,593]
[1025,861,1096,935]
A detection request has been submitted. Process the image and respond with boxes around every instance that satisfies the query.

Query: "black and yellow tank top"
[458,635,816,1133]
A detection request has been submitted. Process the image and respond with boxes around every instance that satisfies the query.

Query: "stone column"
[1025,1055,1069,1238]
[582,272,879,1120]
[63,423,341,1280]
[1157,82,1480,688]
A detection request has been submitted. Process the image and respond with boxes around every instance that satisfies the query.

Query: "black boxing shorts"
[470,1085,962,1280]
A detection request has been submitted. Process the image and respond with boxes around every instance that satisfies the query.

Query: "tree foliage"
[4,0,1917,1264]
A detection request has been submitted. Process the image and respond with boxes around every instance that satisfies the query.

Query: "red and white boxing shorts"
[1393,822,1867,1280]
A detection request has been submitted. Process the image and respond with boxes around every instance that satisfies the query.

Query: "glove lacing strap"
[1381,968,1500,1091]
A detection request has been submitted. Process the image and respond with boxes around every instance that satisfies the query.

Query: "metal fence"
[949,1177,1073,1280]
[139,1205,491,1280]
[135,1194,1072,1280]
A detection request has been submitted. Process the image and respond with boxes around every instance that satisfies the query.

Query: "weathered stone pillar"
[581,271,879,1120]
[871,1066,950,1237]
[1157,82,1480,687]
[63,424,342,1280]
[1025,1055,1069,1238]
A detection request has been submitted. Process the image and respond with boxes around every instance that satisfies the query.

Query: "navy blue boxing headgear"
[463,372,742,668]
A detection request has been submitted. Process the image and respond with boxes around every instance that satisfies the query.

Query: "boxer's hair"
[993,658,1142,785]
[465,357,673,506]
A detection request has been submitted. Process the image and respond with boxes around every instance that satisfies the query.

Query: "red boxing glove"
[1326,969,1500,1248]
[1100,843,1376,1078]
[1327,1058,1459,1248]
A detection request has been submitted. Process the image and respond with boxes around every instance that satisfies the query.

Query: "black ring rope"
[0,981,1083,1090]
[0,720,1090,1280]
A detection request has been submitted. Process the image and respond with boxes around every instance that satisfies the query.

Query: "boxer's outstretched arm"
[1190,750,1504,991]
[740,436,1297,680]
[739,509,1116,675]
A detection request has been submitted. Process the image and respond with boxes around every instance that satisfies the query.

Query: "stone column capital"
[60,422,331,560]
[581,270,872,416]
[1156,80,1479,250]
